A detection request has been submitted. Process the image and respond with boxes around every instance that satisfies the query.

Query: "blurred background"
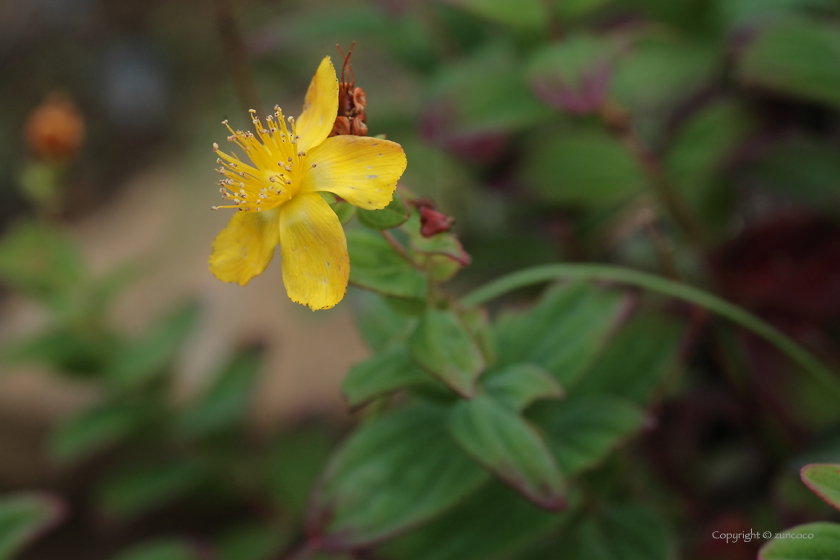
[1,0,840,558]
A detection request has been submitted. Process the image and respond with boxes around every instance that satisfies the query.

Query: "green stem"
[461,264,840,402]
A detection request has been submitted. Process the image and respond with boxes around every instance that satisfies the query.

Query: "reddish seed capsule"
[415,200,455,237]
[330,42,368,137]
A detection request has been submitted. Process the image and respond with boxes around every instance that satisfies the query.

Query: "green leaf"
[175,345,263,439]
[454,0,549,29]
[612,37,720,114]
[110,540,198,560]
[739,20,840,109]
[0,221,84,302]
[342,344,432,407]
[331,201,356,225]
[108,303,201,388]
[554,0,614,21]
[308,404,488,548]
[216,523,291,560]
[523,128,648,206]
[483,363,564,411]
[530,504,675,560]
[570,316,682,405]
[493,281,628,386]
[530,396,647,476]
[719,0,838,28]
[666,100,752,196]
[0,494,63,560]
[409,308,485,398]
[267,426,334,517]
[527,34,616,104]
[351,291,418,352]
[98,460,206,518]
[356,194,410,230]
[759,522,840,560]
[2,329,114,376]
[428,42,552,135]
[347,229,427,299]
[49,401,152,463]
[460,307,497,366]
[383,481,580,560]
[801,464,840,512]
[449,394,566,510]
[743,138,840,206]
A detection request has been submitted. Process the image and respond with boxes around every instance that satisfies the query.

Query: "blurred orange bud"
[24,93,85,162]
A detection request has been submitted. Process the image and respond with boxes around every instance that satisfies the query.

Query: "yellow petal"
[209,208,281,286]
[296,56,339,154]
[300,136,407,210]
[278,192,350,310]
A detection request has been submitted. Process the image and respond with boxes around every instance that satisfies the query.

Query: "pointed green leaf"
[49,401,153,463]
[383,481,580,560]
[2,329,114,377]
[801,464,840,512]
[110,540,198,560]
[0,494,64,560]
[739,21,840,110]
[523,128,648,206]
[449,394,566,510]
[356,194,410,230]
[347,229,427,299]
[342,344,433,407]
[493,282,628,385]
[759,522,840,560]
[530,396,647,476]
[571,316,682,405]
[460,307,497,366]
[530,504,675,560]
[175,345,263,439]
[108,303,201,388]
[352,291,418,352]
[97,460,206,519]
[409,309,485,398]
[484,363,563,411]
[308,405,488,549]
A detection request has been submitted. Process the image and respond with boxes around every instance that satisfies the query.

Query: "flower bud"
[24,93,85,161]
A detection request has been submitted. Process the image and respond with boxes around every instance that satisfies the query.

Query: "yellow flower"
[208,57,407,310]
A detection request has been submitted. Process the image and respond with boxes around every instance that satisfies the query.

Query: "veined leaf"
[342,344,433,407]
[493,281,628,385]
[409,308,485,398]
[307,404,488,549]
[530,395,647,476]
[759,522,840,560]
[347,229,427,299]
[483,363,563,411]
[449,394,566,510]
[801,464,840,512]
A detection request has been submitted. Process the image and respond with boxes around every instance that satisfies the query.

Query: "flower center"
[210,107,312,214]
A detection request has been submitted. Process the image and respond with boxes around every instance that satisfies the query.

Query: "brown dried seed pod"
[331,116,351,136]
[353,87,367,109]
[351,118,368,136]
[354,107,366,124]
